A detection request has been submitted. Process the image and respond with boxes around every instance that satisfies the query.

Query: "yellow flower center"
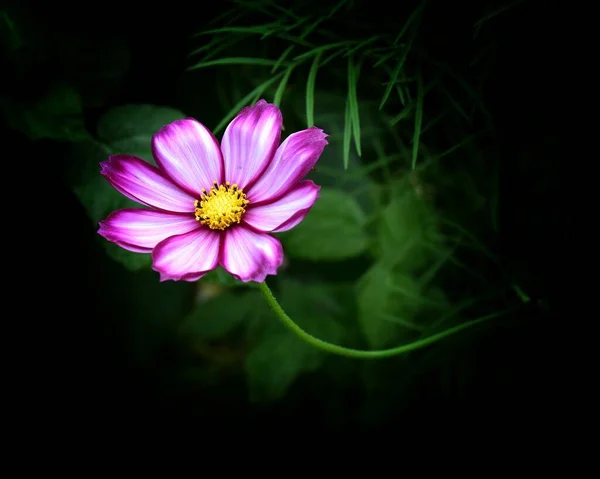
[194,181,249,231]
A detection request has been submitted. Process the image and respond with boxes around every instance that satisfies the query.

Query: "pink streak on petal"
[152,118,224,195]
[243,180,320,233]
[220,99,282,190]
[247,127,328,204]
[220,226,283,283]
[152,227,220,282]
[98,208,200,253]
[100,155,197,213]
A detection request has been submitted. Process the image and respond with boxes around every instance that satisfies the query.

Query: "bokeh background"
[4,0,561,432]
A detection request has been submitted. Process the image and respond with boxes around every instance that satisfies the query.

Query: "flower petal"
[243,180,320,233]
[152,118,223,195]
[101,155,196,212]
[152,228,220,282]
[247,127,328,204]
[220,99,282,190]
[221,226,283,283]
[98,208,200,253]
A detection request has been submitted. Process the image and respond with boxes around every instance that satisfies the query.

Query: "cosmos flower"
[98,100,328,283]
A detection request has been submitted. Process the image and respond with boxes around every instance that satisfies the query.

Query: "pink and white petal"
[243,180,320,233]
[101,155,196,213]
[220,226,283,283]
[152,228,220,282]
[152,118,223,195]
[98,208,200,253]
[220,99,282,190]
[247,127,328,204]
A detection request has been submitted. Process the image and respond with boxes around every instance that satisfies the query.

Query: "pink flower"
[98,100,328,283]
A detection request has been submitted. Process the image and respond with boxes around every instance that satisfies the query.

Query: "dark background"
[4,0,562,435]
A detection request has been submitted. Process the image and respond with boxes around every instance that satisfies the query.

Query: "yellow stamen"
[194,181,249,231]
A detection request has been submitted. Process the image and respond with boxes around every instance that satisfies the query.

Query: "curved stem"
[258,281,510,359]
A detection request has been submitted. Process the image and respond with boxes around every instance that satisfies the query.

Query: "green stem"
[258,281,510,359]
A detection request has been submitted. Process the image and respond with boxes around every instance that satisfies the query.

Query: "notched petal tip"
[238,99,279,118]
[97,220,108,238]
[246,126,328,204]
[97,217,112,237]
[230,99,283,129]
[308,125,329,137]
[158,272,171,282]
[303,126,330,148]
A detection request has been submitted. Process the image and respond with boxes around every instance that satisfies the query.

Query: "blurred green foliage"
[69,104,187,270]
[1,0,535,424]
[279,189,369,261]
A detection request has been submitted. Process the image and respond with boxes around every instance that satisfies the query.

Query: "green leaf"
[411,71,424,170]
[292,42,348,63]
[245,280,344,403]
[194,25,281,37]
[181,290,258,342]
[393,1,426,45]
[187,57,283,71]
[343,95,352,171]
[281,188,369,261]
[358,186,452,348]
[97,104,186,163]
[245,333,318,402]
[271,45,295,74]
[278,279,347,340]
[305,52,321,127]
[273,64,295,107]
[356,263,424,349]
[347,56,362,158]
[104,242,153,272]
[68,104,187,271]
[377,187,437,269]
[212,72,284,134]
[6,83,89,141]
[379,32,416,111]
